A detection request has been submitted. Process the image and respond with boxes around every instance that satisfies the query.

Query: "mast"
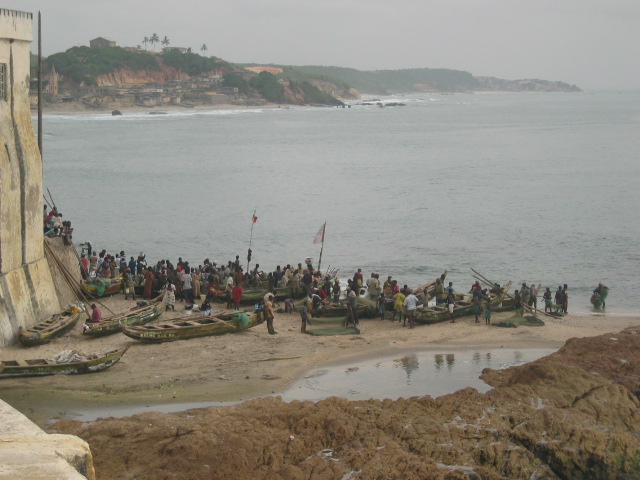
[37,11,42,159]
[317,222,326,272]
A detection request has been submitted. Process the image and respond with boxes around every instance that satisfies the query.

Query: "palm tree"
[201,44,208,55]
[161,36,170,48]
[142,36,149,50]
[136,44,142,50]
[150,33,160,51]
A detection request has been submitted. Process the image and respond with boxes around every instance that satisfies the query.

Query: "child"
[377,293,386,320]
[484,302,492,325]
[284,298,294,314]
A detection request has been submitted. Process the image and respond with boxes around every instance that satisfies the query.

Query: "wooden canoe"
[82,277,123,298]
[120,311,260,343]
[414,301,474,325]
[0,343,131,378]
[83,294,166,337]
[210,285,307,304]
[18,306,83,347]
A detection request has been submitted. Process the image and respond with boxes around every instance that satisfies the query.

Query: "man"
[561,284,569,313]
[181,267,193,302]
[232,282,243,311]
[353,269,364,295]
[555,286,563,307]
[264,293,276,334]
[346,287,359,327]
[514,289,524,317]
[366,273,381,300]
[403,291,419,329]
[529,283,537,310]
[123,268,136,300]
[435,278,445,305]
[593,282,607,309]
[520,282,530,306]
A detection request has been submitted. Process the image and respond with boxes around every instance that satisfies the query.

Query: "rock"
[51,326,640,480]
[111,110,122,116]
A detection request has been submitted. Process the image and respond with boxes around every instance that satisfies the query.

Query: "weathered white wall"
[0,9,60,347]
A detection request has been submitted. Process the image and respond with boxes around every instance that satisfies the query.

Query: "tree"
[150,33,160,51]
[136,44,142,50]
[142,36,149,50]
[200,44,208,55]
[161,36,170,48]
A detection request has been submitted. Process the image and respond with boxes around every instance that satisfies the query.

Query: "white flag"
[313,223,326,244]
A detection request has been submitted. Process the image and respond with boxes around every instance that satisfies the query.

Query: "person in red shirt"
[231,283,243,311]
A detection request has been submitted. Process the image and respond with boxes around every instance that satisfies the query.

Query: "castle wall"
[0,9,61,347]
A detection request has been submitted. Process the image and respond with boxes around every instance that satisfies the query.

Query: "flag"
[313,223,326,244]
[252,211,258,223]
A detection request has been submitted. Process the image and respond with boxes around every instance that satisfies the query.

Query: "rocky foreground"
[52,326,640,480]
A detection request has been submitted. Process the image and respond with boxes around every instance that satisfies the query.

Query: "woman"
[143,267,155,299]
[192,270,202,300]
[165,282,176,311]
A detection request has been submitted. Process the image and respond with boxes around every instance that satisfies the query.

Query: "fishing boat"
[18,305,84,347]
[82,294,166,337]
[414,301,474,325]
[210,285,306,304]
[590,285,609,309]
[0,344,131,378]
[82,277,123,298]
[120,311,260,343]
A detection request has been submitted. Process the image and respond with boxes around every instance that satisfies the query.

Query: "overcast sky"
[3,0,638,89]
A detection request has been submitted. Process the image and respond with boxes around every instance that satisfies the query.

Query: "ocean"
[40,90,640,315]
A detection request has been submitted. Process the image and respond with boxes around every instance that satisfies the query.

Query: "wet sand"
[0,294,637,428]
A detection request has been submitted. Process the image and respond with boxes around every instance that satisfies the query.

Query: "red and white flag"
[313,223,326,244]
[252,211,258,223]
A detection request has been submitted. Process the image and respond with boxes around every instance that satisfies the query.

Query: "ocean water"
[40,91,640,314]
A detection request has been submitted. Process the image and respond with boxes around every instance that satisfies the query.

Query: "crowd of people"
[78,242,587,335]
[43,205,74,246]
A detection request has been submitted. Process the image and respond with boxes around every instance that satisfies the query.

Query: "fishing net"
[306,324,360,336]
[493,315,545,328]
[231,312,250,327]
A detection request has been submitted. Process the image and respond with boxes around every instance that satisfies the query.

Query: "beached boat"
[414,301,474,325]
[210,285,307,304]
[0,344,131,378]
[120,311,260,343]
[18,305,84,347]
[82,295,165,337]
[82,277,123,298]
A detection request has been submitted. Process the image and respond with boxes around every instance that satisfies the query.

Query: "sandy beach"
[0,293,637,428]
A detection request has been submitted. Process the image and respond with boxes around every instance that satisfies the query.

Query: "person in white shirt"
[403,292,419,329]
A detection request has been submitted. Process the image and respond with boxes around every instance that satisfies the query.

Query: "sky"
[2,0,638,90]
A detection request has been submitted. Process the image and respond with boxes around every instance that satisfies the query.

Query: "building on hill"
[163,46,188,53]
[245,66,283,75]
[90,36,116,48]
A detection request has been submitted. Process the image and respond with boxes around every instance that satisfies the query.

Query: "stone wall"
[0,9,61,347]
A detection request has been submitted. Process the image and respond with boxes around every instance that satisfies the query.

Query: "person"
[128,256,137,277]
[543,287,553,313]
[447,291,456,323]
[284,298,294,314]
[89,304,102,323]
[529,283,537,310]
[435,278,446,305]
[143,267,155,299]
[403,291,419,329]
[124,268,136,300]
[593,282,607,308]
[192,270,202,300]
[554,286,563,307]
[470,281,482,295]
[200,298,212,316]
[264,293,276,334]
[472,293,483,323]
[366,273,381,300]
[181,267,193,302]
[520,282,530,306]
[377,293,386,320]
[332,279,341,304]
[300,303,308,333]
[232,282,243,311]
[353,269,364,295]
[561,284,568,313]
[514,289,524,317]
[345,287,358,327]
[165,282,176,311]
[484,302,492,325]
[80,254,89,279]
[446,282,455,295]
[392,289,406,323]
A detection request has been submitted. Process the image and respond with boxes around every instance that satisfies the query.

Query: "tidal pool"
[281,348,556,402]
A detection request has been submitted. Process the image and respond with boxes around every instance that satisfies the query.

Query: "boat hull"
[0,345,131,378]
[120,312,260,343]
[18,308,83,347]
[83,298,165,337]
